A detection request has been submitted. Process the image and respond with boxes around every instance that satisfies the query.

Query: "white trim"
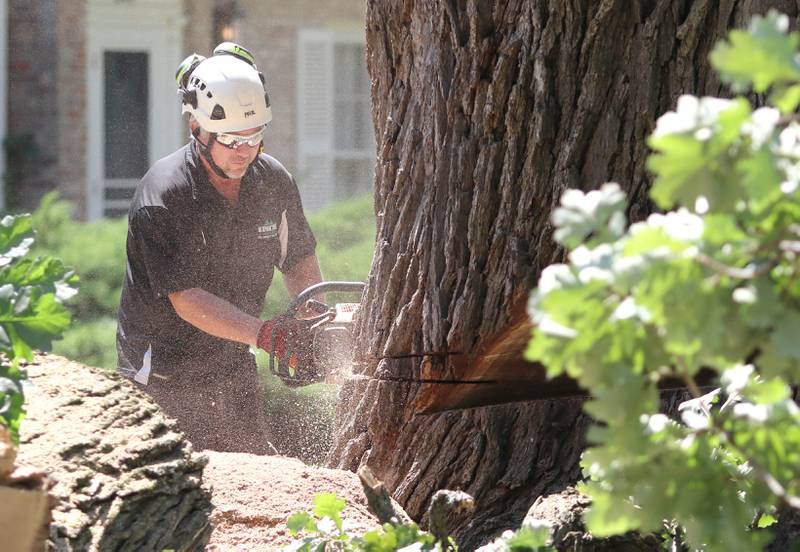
[297,28,336,211]
[86,0,185,220]
[0,0,7,211]
[297,28,373,210]
[278,210,288,268]
[297,28,335,158]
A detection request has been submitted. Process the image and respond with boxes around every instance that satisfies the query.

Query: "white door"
[86,0,184,219]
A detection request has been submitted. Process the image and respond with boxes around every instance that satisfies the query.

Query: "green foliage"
[285,494,555,552]
[284,493,442,552]
[710,11,800,110]
[52,316,118,371]
[0,214,76,442]
[552,183,627,249]
[527,11,800,551]
[262,195,375,318]
[477,522,553,552]
[31,192,127,321]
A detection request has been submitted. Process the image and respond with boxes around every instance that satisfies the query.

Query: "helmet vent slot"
[210,105,226,120]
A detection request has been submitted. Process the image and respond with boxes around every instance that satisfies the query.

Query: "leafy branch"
[527,10,800,552]
[0,214,76,443]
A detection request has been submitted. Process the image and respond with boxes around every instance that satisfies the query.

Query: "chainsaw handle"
[286,281,366,316]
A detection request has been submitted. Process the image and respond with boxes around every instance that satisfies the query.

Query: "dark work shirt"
[116,143,316,381]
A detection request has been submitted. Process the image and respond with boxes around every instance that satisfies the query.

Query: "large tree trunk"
[328,1,800,549]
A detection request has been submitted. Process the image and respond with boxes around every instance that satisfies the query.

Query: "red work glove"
[257,315,293,366]
[256,313,330,386]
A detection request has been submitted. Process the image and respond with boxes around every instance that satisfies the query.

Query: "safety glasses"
[215,128,264,149]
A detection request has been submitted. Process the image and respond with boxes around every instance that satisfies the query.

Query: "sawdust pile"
[204,452,381,550]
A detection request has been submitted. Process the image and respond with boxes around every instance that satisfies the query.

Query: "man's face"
[208,126,263,179]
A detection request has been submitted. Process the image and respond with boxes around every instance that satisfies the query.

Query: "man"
[116,43,322,454]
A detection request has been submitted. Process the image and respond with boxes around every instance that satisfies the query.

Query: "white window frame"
[297,28,373,211]
[86,0,185,220]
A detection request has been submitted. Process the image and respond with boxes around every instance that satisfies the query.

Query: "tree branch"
[695,254,775,280]
[357,466,412,525]
[679,369,800,512]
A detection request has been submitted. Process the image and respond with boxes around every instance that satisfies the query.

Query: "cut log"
[16,354,213,551]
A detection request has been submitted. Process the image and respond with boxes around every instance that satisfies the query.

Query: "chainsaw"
[269,281,365,388]
[270,282,720,412]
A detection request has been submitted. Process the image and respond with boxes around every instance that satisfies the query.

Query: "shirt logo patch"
[258,219,278,239]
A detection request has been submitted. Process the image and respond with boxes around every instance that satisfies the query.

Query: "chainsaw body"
[269,281,365,388]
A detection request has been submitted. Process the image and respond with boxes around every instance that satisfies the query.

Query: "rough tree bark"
[17,355,212,551]
[328,1,800,549]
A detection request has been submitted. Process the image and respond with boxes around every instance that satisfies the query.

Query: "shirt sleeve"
[129,206,207,297]
[277,176,317,272]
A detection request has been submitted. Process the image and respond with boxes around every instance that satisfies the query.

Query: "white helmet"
[180,55,272,133]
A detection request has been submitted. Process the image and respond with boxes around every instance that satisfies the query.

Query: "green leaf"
[506,524,552,550]
[0,291,72,360]
[648,96,751,211]
[580,482,640,537]
[710,10,800,93]
[287,511,317,536]
[0,376,21,415]
[771,311,800,360]
[745,377,791,405]
[757,513,777,528]
[757,340,800,382]
[737,146,782,207]
[0,215,34,268]
[770,83,800,113]
[0,372,24,444]
[552,183,627,248]
[0,256,77,299]
[312,492,346,531]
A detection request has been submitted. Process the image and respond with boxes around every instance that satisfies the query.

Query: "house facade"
[6,0,373,219]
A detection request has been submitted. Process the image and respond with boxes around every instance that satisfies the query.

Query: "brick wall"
[7,0,60,211]
[56,0,87,217]
[234,1,368,181]
[6,0,367,218]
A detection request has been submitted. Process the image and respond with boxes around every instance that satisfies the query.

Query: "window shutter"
[297,30,334,211]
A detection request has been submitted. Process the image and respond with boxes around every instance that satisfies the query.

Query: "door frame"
[86,0,184,220]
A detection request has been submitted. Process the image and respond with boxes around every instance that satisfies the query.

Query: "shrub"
[52,316,118,371]
[31,192,126,321]
[262,194,375,317]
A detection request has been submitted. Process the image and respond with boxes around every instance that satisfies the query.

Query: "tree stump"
[17,354,212,551]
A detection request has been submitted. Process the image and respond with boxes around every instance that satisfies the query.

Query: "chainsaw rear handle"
[286,281,366,316]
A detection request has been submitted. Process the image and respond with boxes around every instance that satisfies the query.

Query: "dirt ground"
[203,451,382,550]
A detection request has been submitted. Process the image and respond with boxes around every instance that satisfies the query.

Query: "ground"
[204,451,382,550]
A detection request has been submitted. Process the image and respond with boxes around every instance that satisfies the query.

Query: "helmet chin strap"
[192,129,236,180]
